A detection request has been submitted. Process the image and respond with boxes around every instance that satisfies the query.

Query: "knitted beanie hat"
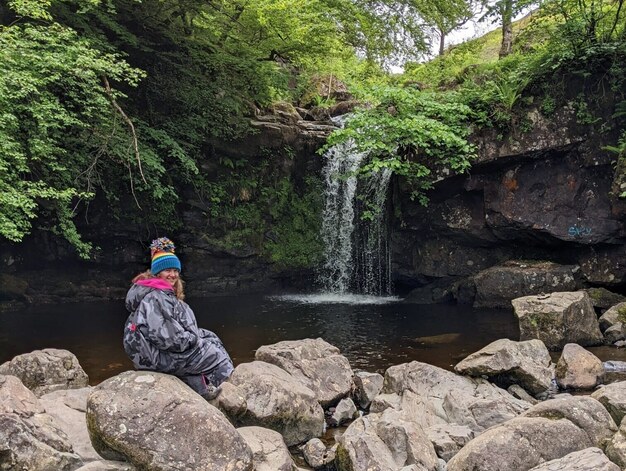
[150,237,182,275]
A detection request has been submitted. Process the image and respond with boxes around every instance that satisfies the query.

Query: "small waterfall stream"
[318,138,393,296]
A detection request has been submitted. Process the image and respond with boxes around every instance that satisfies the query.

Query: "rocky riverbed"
[3,290,626,470]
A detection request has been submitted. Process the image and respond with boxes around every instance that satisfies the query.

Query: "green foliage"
[196,149,324,268]
[0,16,142,256]
[323,86,476,203]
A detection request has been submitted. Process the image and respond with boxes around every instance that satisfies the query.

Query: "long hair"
[132,270,185,300]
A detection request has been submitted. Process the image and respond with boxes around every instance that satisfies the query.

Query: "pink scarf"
[136,278,174,291]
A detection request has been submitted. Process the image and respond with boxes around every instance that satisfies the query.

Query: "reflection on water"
[0,293,527,384]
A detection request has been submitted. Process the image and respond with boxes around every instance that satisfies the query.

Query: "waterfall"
[318,139,393,296]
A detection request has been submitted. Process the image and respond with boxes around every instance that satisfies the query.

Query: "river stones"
[372,361,529,433]
[336,409,439,471]
[237,426,296,471]
[528,447,620,471]
[446,417,592,471]
[454,338,553,395]
[605,417,626,468]
[0,348,89,397]
[599,302,626,331]
[521,396,617,450]
[591,381,626,425]
[255,338,354,407]
[228,360,325,446]
[555,343,604,390]
[0,374,82,471]
[86,370,253,471]
[512,291,603,350]
[353,371,384,409]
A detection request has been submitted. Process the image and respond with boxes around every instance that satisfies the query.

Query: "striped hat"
[150,237,181,275]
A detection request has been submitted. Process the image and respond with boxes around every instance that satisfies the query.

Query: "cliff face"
[1,96,625,307]
[393,102,626,303]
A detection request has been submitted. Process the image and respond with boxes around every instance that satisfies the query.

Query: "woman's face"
[157,268,180,286]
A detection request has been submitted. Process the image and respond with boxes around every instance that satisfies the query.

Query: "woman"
[123,237,233,399]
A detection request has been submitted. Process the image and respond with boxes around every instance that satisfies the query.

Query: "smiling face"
[156,268,180,287]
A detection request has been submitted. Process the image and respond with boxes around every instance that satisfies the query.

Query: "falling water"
[318,139,393,295]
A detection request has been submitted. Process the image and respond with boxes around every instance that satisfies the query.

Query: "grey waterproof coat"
[123,279,233,388]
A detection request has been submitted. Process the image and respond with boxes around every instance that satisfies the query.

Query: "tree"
[420,0,478,55]
[481,0,536,57]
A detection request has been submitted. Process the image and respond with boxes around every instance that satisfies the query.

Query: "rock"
[473,262,579,309]
[454,338,553,395]
[74,462,133,470]
[604,323,625,343]
[0,374,83,471]
[425,424,475,461]
[512,291,603,350]
[329,398,358,427]
[599,302,626,331]
[555,343,604,390]
[39,387,102,463]
[371,361,529,433]
[353,371,384,409]
[209,381,247,419]
[86,371,253,470]
[521,396,617,449]
[605,417,626,468]
[591,381,626,425]
[507,384,539,405]
[446,417,592,471]
[255,338,354,407]
[528,447,620,471]
[237,426,296,471]
[228,361,325,446]
[0,348,89,397]
[336,409,439,471]
[586,288,626,312]
[301,438,336,469]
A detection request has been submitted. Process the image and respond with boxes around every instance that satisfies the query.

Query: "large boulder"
[0,348,89,397]
[237,426,296,471]
[591,381,626,425]
[528,447,620,471]
[555,343,604,390]
[521,396,618,450]
[0,374,82,471]
[371,361,529,433]
[512,291,603,350]
[473,262,579,309]
[454,338,553,395]
[446,417,592,471]
[228,361,325,446]
[86,371,253,471]
[255,338,354,407]
[336,409,439,471]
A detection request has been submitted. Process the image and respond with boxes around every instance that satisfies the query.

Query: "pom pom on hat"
[150,237,181,275]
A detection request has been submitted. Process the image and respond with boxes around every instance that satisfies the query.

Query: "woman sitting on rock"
[123,237,233,399]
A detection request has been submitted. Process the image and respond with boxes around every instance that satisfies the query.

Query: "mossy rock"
[586,287,626,310]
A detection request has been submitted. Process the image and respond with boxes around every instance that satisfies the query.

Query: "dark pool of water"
[5,292,624,385]
[0,293,529,384]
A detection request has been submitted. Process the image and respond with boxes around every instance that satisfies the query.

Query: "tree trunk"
[438,28,446,56]
[499,0,513,58]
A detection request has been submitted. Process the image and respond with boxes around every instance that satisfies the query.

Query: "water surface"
[0,293,529,384]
